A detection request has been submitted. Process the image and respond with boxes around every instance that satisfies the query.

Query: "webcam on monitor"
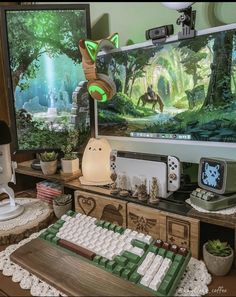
[145,24,174,44]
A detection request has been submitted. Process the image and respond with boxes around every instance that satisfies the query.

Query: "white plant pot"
[203,243,234,276]
[40,160,57,175]
[61,158,79,174]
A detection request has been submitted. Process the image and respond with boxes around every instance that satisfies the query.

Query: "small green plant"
[39,151,58,162]
[61,129,79,160]
[206,239,232,257]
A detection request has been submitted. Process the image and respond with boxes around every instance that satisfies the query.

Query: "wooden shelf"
[16,160,81,183]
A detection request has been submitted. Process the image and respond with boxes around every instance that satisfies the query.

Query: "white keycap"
[124,229,132,236]
[140,273,153,287]
[143,235,153,244]
[137,252,156,275]
[149,276,161,291]
[136,233,145,241]
[131,247,144,257]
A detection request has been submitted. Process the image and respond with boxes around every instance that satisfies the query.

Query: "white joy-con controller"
[167,156,181,192]
[110,149,117,174]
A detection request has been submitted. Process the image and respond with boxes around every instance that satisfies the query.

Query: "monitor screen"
[199,159,224,191]
[95,24,236,163]
[1,4,91,152]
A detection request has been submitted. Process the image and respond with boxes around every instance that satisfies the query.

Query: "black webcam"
[146,24,174,44]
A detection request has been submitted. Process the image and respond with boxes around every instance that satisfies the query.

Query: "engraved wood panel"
[161,212,200,259]
[74,190,127,227]
[127,203,165,239]
[166,217,190,248]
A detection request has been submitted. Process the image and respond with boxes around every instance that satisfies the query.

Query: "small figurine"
[137,179,148,201]
[110,172,119,195]
[119,173,129,197]
[132,184,139,198]
[149,177,160,204]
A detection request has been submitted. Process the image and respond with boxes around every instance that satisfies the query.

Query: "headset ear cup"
[88,73,116,101]
[97,73,116,98]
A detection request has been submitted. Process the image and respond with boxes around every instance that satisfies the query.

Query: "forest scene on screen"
[97,30,236,143]
[7,9,90,150]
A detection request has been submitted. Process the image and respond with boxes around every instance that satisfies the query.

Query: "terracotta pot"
[40,160,57,175]
[203,243,234,276]
[61,158,79,174]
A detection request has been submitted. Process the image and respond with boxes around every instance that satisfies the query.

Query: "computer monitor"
[1,4,92,153]
[95,23,236,164]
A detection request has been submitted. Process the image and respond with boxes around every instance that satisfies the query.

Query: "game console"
[110,150,181,198]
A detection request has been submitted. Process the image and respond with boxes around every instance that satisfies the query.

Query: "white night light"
[161,2,195,11]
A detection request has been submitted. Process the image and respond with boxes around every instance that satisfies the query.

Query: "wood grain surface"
[10,238,153,296]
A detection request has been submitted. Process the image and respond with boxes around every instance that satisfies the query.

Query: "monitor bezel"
[94,23,236,163]
[0,4,93,154]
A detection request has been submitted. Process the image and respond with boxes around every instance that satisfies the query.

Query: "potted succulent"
[61,129,80,174]
[39,151,58,175]
[203,239,234,276]
[53,194,72,219]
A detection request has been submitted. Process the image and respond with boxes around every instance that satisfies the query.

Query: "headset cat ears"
[79,33,119,102]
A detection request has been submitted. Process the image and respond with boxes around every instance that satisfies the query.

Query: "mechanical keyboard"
[39,210,191,296]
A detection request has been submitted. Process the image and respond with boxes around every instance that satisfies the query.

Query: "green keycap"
[46,233,54,241]
[129,272,141,283]
[47,227,58,235]
[122,251,140,264]
[167,261,180,277]
[39,231,49,240]
[121,268,132,280]
[104,221,111,229]
[113,265,124,276]
[126,262,137,272]
[51,236,59,245]
[115,226,124,234]
[100,257,109,267]
[166,251,175,261]
[96,220,105,227]
[93,255,102,264]
[132,239,148,250]
[114,256,128,267]
[66,210,75,217]
[158,248,166,257]
[106,260,117,271]
[108,223,116,231]
[56,219,65,226]
[52,223,61,230]
[158,275,173,295]
[174,254,184,264]
[149,245,159,254]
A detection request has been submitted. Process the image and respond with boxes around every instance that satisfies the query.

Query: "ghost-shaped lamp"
[79,138,113,185]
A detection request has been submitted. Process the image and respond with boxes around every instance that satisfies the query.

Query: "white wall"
[38,2,236,46]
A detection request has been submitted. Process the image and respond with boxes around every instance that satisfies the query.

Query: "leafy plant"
[54,194,72,206]
[206,239,232,257]
[61,129,79,160]
[39,151,58,162]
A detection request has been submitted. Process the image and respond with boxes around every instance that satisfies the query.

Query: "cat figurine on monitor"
[79,138,113,185]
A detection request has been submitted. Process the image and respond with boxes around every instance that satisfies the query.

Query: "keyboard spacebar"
[58,239,96,260]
